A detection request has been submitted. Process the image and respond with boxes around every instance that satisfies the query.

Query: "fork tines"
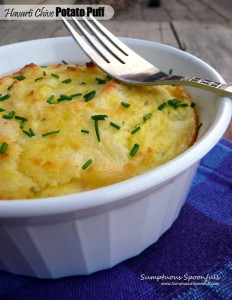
[61,14,133,66]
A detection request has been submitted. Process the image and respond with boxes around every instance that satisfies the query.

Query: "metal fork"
[62,15,232,97]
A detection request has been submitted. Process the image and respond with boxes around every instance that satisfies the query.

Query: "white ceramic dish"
[0,37,231,278]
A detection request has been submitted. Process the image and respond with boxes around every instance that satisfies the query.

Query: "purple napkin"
[0,138,231,300]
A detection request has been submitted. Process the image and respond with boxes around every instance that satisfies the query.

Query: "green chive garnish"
[58,94,72,101]
[41,65,47,68]
[62,60,68,65]
[95,77,106,84]
[51,73,59,79]
[131,126,141,134]
[20,120,25,129]
[2,111,15,119]
[81,129,89,134]
[46,95,55,103]
[42,130,60,137]
[70,93,82,98]
[0,142,8,154]
[13,75,25,81]
[198,123,202,130]
[0,108,5,112]
[158,103,166,110]
[121,102,130,108]
[191,102,196,108]
[169,69,173,75]
[91,115,108,121]
[34,77,43,82]
[7,84,14,91]
[80,82,86,85]
[84,90,96,102]
[62,78,72,84]
[180,103,188,107]
[143,113,152,121]
[110,122,120,130]
[167,99,181,109]
[15,116,28,121]
[95,120,100,142]
[130,143,140,157]
[82,159,93,170]
[22,130,32,137]
[43,71,46,76]
[29,128,35,136]
[0,94,11,101]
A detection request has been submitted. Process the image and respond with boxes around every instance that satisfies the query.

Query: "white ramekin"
[0,37,231,278]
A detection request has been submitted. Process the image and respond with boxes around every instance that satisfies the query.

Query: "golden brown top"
[0,63,197,199]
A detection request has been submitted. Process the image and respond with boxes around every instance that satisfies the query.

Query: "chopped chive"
[198,123,203,130]
[191,102,196,108]
[167,99,181,109]
[29,128,35,136]
[22,130,32,137]
[131,126,141,134]
[121,102,130,108]
[7,84,14,91]
[80,82,86,85]
[43,71,46,76]
[34,77,43,82]
[51,73,59,79]
[62,78,72,84]
[94,120,100,142]
[130,143,140,157]
[0,108,5,112]
[41,65,47,68]
[169,69,173,75]
[15,116,28,121]
[81,129,89,134]
[95,77,106,84]
[143,113,152,121]
[42,130,60,137]
[180,103,188,107]
[13,75,25,81]
[70,93,82,98]
[0,142,8,154]
[106,75,112,80]
[84,90,96,102]
[0,93,11,101]
[46,95,55,103]
[110,122,121,130]
[2,111,15,119]
[82,159,93,170]
[20,120,25,129]
[91,114,108,121]
[158,102,166,110]
[58,94,72,101]
[62,60,68,65]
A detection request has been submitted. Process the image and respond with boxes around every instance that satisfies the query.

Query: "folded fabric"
[0,138,231,300]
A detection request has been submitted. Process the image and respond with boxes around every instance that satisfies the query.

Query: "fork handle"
[152,75,232,97]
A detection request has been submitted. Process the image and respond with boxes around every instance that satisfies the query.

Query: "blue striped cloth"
[0,138,231,300]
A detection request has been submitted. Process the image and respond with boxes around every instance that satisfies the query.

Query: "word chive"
[51,73,59,79]
[81,129,89,134]
[34,77,43,82]
[82,159,93,170]
[95,77,106,84]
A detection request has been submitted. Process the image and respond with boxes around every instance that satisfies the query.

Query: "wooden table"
[0,19,231,140]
